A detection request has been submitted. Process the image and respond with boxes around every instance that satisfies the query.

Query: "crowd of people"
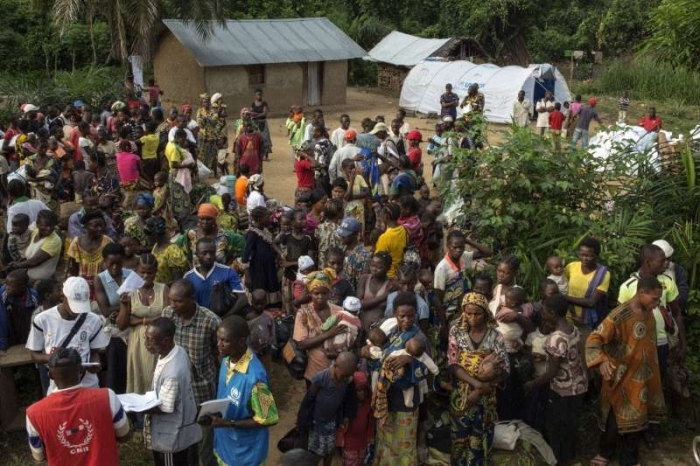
[0,77,690,466]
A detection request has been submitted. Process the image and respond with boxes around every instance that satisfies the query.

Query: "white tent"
[399,60,572,123]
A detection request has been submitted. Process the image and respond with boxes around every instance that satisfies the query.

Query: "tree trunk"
[88,16,97,65]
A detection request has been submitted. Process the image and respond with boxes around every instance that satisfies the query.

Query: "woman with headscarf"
[178,203,244,267]
[293,268,345,382]
[240,206,284,306]
[236,120,263,175]
[66,210,113,298]
[87,151,121,203]
[196,92,220,174]
[371,291,430,466]
[448,292,509,466]
[124,193,155,252]
[146,216,187,284]
[246,174,267,215]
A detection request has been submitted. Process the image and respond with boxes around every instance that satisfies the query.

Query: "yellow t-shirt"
[564,261,611,320]
[617,272,679,344]
[164,141,182,169]
[139,133,159,160]
[375,225,408,277]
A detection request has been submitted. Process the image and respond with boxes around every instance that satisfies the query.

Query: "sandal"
[590,455,609,466]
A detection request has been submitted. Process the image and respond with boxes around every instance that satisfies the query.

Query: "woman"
[246,173,267,215]
[146,216,187,284]
[196,92,220,172]
[202,316,279,465]
[250,89,271,159]
[94,243,133,394]
[304,189,327,236]
[116,140,152,207]
[124,193,155,252]
[375,203,409,278]
[373,291,429,466]
[241,206,284,306]
[293,269,345,382]
[488,255,521,315]
[117,254,169,393]
[449,292,509,466]
[314,198,344,268]
[66,210,113,298]
[398,195,424,270]
[358,252,397,330]
[8,209,61,280]
[26,141,59,211]
[87,151,121,203]
[179,203,243,267]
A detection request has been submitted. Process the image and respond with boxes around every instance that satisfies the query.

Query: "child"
[292,255,315,304]
[5,213,30,264]
[331,177,348,201]
[523,294,588,464]
[451,351,503,408]
[322,296,362,357]
[618,90,630,124]
[327,247,354,306]
[546,255,568,294]
[549,102,565,153]
[417,184,431,211]
[119,236,140,270]
[294,144,317,203]
[217,135,229,176]
[277,210,314,313]
[234,163,250,208]
[145,78,164,108]
[366,326,389,390]
[139,120,159,181]
[340,371,374,466]
[246,289,276,372]
[300,352,358,466]
[472,272,494,301]
[71,160,95,203]
[496,286,534,352]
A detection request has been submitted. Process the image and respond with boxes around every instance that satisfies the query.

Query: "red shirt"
[549,110,565,130]
[294,158,315,189]
[640,116,662,132]
[26,387,120,466]
[407,147,422,171]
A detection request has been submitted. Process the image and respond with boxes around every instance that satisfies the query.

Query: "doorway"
[307,62,323,106]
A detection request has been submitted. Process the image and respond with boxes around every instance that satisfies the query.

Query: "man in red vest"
[25,347,130,465]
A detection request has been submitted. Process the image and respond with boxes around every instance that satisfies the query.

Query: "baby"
[524,324,548,378]
[546,255,568,294]
[452,350,503,411]
[322,296,362,357]
[6,213,31,264]
[496,286,534,353]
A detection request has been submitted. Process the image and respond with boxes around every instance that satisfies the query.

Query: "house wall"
[205,63,305,116]
[153,32,205,105]
[321,60,348,105]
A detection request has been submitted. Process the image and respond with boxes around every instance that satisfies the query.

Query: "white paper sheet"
[197,398,231,421]
[117,272,146,295]
[117,391,162,412]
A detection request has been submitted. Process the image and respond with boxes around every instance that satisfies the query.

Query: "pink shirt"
[116,151,140,183]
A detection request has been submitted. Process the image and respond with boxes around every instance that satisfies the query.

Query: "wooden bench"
[0,344,34,431]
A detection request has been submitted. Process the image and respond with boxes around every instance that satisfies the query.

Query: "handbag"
[209,282,236,316]
[277,426,302,453]
[493,421,519,451]
[282,339,307,380]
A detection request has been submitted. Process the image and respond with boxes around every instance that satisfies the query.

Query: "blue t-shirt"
[311,368,352,424]
[184,263,244,309]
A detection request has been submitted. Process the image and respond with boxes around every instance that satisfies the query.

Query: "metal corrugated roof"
[162,18,366,67]
[364,31,452,67]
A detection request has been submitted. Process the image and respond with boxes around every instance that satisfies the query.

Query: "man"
[571,97,602,148]
[161,279,220,466]
[26,277,109,394]
[652,239,689,312]
[460,83,485,121]
[311,123,334,196]
[67,190,118,240]
[145,317,202,466]
[564,236,611,330]
[535,91,555,136]
[330,114,353,149]
[617,244,686,376]
[167,115,196,144]
[304,109,327,141]
[199,316,279,466]
[26,348,130,465]
[6,179,48,231]
[512,90,531,127]
[440,83,459,121]
[396,109,411,136]
[586,276,666,466]
[329,129,362,183]
[371,122,400,195]
[639,107,662,133]
[0,269,39,350]
[184,237,245,315]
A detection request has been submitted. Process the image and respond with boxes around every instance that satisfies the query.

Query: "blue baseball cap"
[337,217,361,237]
[73,100,84,108]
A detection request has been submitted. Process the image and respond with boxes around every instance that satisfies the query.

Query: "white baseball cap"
[652,239,674,259]
[63,277,92,314]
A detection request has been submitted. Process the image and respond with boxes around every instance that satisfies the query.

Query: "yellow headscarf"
[305,268,337,292]
[460,292,495,328]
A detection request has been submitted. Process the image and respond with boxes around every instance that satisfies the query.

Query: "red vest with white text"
[26,387,119,466]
